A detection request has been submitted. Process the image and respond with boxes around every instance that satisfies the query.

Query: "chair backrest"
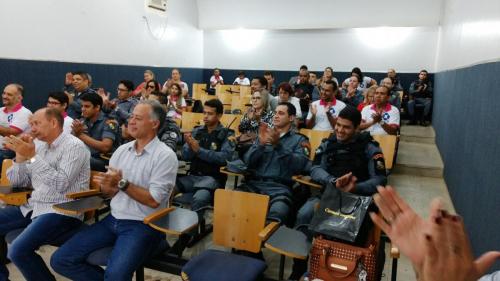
[181,112,204,131]
[216,85,240,96]
[239,86,251,97]
[213,189,269,253]
[192,83,207,100]
[0,159,13,186]
[371,134,398,170]
[220,114,242,133]
[299,129,332,160]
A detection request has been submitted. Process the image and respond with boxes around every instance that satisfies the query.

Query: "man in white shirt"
[46,91,73,133]
[233,71,250,86]
[359,86,400,135]
[306,80,346,131]
[209,68,224,88]
[0,107,90,281]
[0,84,32,169]
[52,100,178,281]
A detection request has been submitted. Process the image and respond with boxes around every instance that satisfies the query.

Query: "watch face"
[118,179,127,188]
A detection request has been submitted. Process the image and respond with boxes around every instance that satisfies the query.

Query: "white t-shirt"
[163,80,189,94]
[210,75,224,88]
[63,114,73,134]
[272,96,303,119]
[166,96,186,119]
[233,77,250,86]
[361,103,400,135]
[0,104,32,146]
[344,76,374,90]
[306,99,346,131]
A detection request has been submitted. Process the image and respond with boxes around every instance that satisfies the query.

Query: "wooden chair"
[240,86,252,97]
[192,83,207,101]
[180,189,279,281]
[291,129,332,190]
[216,92,233,112]
[180,112,204,133]
[220,114,242,133]
[231,96,251,114]
[216,85,240,96]
[0,159,31,206]
[371,134,398,172]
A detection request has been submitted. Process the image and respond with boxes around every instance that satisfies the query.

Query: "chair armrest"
[220,166,244,177]
[264,226,310,260]
[66,190,102,199]
[143,207,175,224]
[292,175,322,189]
[144,207,199,235]
[258,221,279,241]
[390,244,400,259]
[53,196,105,215]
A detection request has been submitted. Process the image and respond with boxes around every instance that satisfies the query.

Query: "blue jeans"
[176,175,219,213]
[0,206,82,281]
[51,214,165,281]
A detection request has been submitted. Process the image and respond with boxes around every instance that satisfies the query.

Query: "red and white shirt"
[306,98,346,131]
[0,103,32,145]
[361,103,400,135]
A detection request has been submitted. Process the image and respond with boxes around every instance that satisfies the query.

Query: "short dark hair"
[323,79,338,92]
[44,107,64,128]
[204,99,224,115]
[377,86,391,96]
[12,84,24,97]
[119,80,134,91]
[72,71,90,81]
[80,92,103,108]
[338,106,362,128]
[300,65,308,71]
[146,80,160,92]
[253,76,268,88]
[238,70,245,76]
[420,69,428,74]
[277,102,296,117]
[351,67,363,80]
[138,100,166,132]
[48,91,69,110]
[264,71,274,78]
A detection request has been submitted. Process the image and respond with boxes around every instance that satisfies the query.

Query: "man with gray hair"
[52,100,178,281]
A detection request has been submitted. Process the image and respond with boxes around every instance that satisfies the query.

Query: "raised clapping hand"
[4,134,36,163]
[370,186,500,281]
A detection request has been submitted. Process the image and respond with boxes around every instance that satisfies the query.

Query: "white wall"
[197,0,442,30]
[203,27,439,73]
[0,0,203,67]
[435,0,500,71]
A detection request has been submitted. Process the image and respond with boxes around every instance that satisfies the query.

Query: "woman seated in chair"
[239,90,274,135]
[166,83,186,120]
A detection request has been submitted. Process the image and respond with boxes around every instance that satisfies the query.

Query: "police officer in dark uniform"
[239,102,310,224]
[158,116,181,152]
[101,80,138,126]
[177,99,235,214]
[71,92,120,172]
[289,106,387,280]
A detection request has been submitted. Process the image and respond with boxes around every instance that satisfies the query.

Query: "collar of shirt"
[3,103,23,113]
[127,136,161,156]
[319,98,336,107]
[370,103,391,112]
[84,112,105,127]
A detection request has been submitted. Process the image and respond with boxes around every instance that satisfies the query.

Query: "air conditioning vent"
[147,0,167,12]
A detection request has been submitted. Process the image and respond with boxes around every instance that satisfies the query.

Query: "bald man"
[0,84,32,169]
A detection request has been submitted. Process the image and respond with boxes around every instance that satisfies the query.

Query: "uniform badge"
[383,112,390,121]
[108,123,116,130]
[169,132,177,139]
[373,153,386,171]
[210,142,218,150]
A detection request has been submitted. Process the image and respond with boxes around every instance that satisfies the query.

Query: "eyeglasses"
[146,85,155,89]
[47,101,61,105]
[251,97,262,100]
[117,88,128,92]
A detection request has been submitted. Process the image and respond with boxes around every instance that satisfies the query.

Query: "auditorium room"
[0,0,499,280]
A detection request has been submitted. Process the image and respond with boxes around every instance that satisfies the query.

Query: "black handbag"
[309,183,373,243]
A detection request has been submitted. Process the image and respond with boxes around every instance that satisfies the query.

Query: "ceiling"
[196,0,443,30]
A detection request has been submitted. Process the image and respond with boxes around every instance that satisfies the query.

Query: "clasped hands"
[93,167,123,198]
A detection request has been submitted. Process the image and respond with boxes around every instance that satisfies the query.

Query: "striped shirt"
[110,136,178,221]
[7,132,90,219]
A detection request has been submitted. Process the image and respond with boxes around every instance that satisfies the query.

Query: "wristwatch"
[28,156,37,164]
[117,178,130,191]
